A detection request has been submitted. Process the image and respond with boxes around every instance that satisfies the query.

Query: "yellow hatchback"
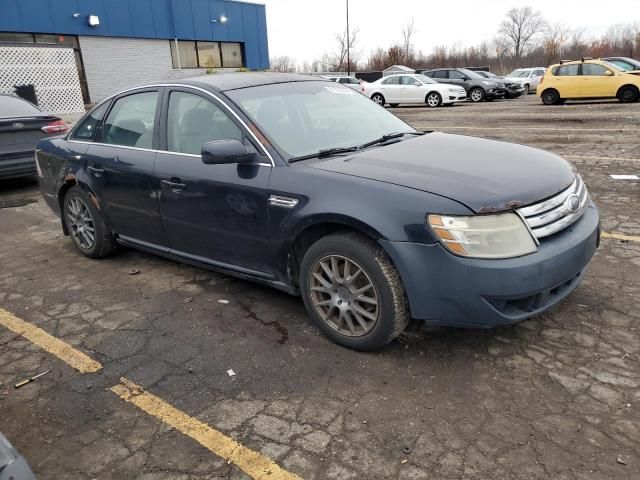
[537,58,640,105]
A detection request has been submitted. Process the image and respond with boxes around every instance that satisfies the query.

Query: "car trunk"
[0,115,59,160]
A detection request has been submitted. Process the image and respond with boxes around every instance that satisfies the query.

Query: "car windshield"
[227,81,416,159]
[602,61,625,71]
[414,74,437,84]
[458,69,483,79]
[509,70,530,77]
[0,95,42,118]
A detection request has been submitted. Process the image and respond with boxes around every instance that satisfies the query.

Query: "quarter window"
[71,102,109,141]
[102,92,158,149]
[167,91,242,156]
[581,64,610,76]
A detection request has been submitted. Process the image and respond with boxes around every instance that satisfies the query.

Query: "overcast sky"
[261,0,639,65]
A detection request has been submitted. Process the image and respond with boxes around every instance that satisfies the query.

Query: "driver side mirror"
[604,70,614,76]
[201,139,257,165]
[414,81,421,86]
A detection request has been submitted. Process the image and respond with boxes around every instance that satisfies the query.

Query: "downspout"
[169,0,181,69]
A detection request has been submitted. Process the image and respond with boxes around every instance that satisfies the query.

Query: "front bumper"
[380,201,599,328]
[0,153,36,180]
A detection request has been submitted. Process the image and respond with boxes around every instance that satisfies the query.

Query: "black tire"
[371,93,385,106]
[425,91,442,107]
[63,185,116,258]
[469,87,485,103]
[389,103,399,107]
[524,84,530,94]
[300,232,410,351]
[541,89,561,105]
[617,85,639,103]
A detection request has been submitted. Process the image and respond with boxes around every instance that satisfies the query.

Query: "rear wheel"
[371,93,385,106]
[469,87,485,102]
[300,232,409,351]
[541,89,561,105]
[426,92,442,107]
[63,186,115,258]
[617,85,639,103]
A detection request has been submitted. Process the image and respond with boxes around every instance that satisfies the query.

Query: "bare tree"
[542,22,569,64]
[498,7,547,60]
[333,27,359,71]
[401,18,417,65]
[269,56,296,72]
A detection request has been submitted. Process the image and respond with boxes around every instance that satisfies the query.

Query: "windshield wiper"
[289,146,359,163]
[357,131,425,149]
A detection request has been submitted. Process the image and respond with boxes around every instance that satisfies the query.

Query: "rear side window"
[581,64,610,76]
[382,76,400,85]
[553,65,579,76]
[71,102,109,141]
[0,95,41,118]
[102,92,158,149]
[431,70,448,79]
[400,76,417,85]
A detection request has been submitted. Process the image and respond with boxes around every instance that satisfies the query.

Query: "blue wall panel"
[0,0,268,69]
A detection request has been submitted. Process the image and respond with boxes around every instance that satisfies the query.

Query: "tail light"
[41,119,67,134]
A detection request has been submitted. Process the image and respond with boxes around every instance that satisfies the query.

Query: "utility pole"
[346,0,350,76]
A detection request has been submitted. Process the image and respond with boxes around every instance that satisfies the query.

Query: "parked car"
[503,67,546,93]
[537,58,640,105]
[0,94,67,180]
[476,71,526,98]
[325,76,362,90]
[37,73,599,351]
[420,68,506,102]
[361,73,467,107]
[601,56,640,72]
[0,433,37,480]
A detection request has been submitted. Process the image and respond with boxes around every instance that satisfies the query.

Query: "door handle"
[87,166,104,177]
[161,179,187,191]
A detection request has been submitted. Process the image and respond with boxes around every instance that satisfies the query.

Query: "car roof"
[178,72,325,92]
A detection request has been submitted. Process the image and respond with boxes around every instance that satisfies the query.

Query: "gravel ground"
[0,94,638,480]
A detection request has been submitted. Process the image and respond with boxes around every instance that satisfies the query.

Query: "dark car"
[602,56,640,72]
[0,94,67,180]
[476,71,525,98]
[419,68,506,102]
[36,73,599,351]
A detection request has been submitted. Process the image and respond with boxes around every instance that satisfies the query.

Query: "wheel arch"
[617,83,639,97]
[58,176,106,236]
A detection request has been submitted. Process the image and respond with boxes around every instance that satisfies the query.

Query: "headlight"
[427,213,537,259]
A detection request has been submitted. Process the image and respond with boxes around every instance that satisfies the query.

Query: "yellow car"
[537,58,640,105]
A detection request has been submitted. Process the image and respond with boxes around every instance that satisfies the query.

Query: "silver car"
[504,68,546,93]
[325,76,362,91]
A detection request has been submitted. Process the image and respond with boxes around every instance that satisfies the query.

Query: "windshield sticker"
[324,86,356,95]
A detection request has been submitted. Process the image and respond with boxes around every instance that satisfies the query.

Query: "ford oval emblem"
[12,122,24,129]
[566,194,580,213]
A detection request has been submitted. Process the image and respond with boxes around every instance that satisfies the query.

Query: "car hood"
[307,133,575,213]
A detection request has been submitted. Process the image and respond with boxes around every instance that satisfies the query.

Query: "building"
[382,65,415,77]
[0,0,269,104]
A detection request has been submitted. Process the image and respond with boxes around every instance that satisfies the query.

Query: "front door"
[155,88,273,275]
[83,89,166,246]
[580,63,617,97]
[400,75,422,102]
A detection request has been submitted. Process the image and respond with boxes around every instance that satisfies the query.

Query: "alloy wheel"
[66,196,96,249]
[372,94,383,105]
[309,255,379,337]
[427,93,440,107]
[470,89,483,102]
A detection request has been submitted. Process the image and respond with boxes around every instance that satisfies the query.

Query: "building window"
[0,32,34,43]
[197,42,222,68]
[170,40,244,69]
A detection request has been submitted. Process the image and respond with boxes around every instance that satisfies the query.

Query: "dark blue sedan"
[36,73,599,350]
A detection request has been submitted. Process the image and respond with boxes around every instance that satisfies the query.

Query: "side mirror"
[414,81,421,86]
[201,139,257,165]
[605,70,614,76]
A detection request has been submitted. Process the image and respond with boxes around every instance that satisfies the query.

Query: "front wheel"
[426,92,442,107]
[63,185,116,258]
[371,93,385,106]
[618,85,639,103]
[469,87,485,102]
[541,89,561,105]
[300,232,410,351]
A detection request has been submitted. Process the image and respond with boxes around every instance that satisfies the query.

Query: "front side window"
[554,65,579,76]
[167,91,242,155]
[449,70,466,80]
[581,64,610,76]
[228,81,415,159]
[102,92,158,149]
[71,102,109,141]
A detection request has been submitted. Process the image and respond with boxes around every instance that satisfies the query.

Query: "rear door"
[155,88,273,274]
[82,89,166,246]
[549,64,581,97]
[379,76,402,102]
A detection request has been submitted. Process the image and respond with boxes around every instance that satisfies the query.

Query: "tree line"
[270,7,640,74]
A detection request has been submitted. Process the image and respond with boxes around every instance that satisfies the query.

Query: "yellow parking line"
[601,231,640,243]
[566,155,640,163]
[0,307,102,373]
[111,378,302,480]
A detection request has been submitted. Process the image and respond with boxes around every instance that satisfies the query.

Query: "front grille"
[517,176,588,239]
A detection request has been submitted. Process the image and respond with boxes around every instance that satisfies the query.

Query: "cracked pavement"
[1,95,639,479]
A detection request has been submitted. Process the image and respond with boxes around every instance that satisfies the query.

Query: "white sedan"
[361,74,467,107]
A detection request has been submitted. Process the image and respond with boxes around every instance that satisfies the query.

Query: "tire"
[371,93,385,106]
[300,232,410,351]
[469,87,485,103]
[541,89,561,105]
[617,85,639,103]
[426,92,442,107]
[524,84,530,94]
[389,103,399,107]
[63,185,116,258]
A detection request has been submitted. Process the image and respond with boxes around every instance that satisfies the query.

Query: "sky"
[261,0,640,65]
